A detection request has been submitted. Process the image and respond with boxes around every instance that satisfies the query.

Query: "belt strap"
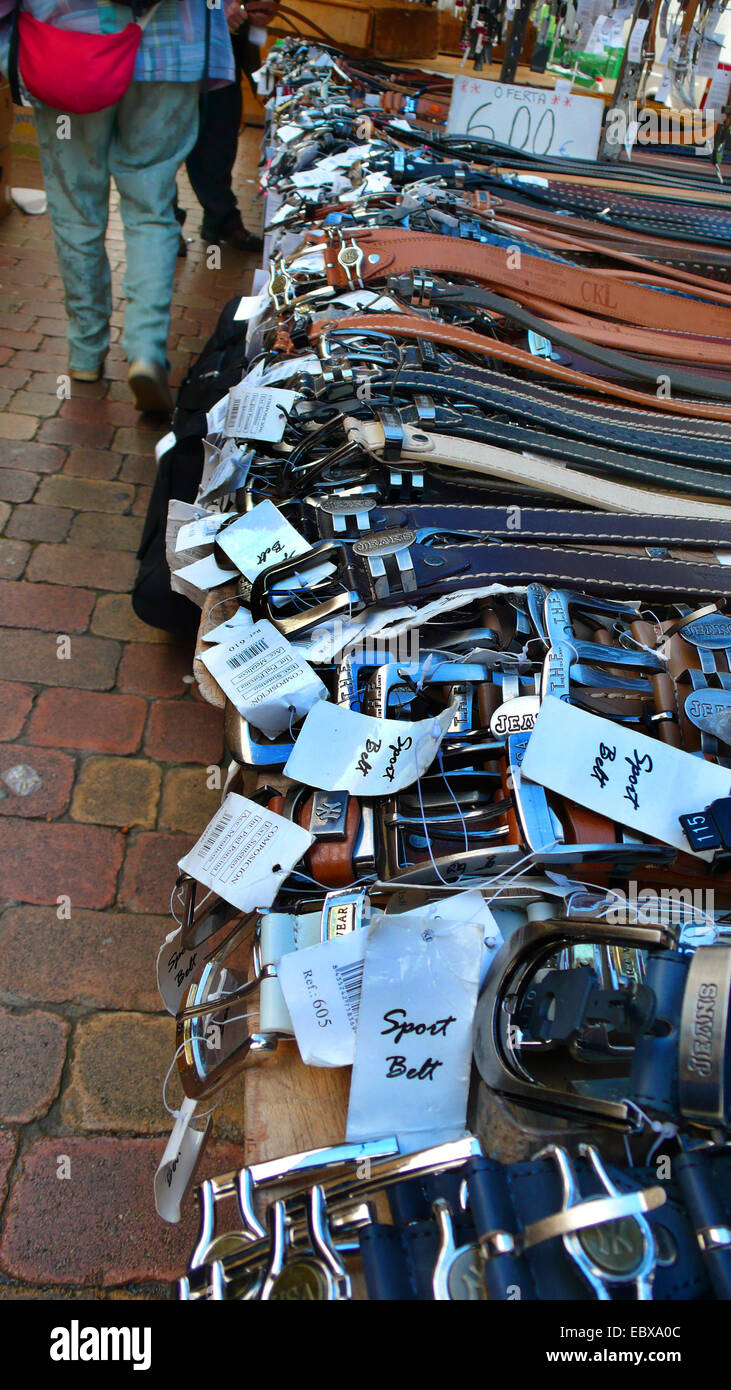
[312,314,731,422]
[344,417,731,521]
[372,505,731,550]
[317,228,731,339]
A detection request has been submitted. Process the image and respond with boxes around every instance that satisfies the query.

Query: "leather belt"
[343,417,731,521]
[316,227,731,338]
[306,502,731,552]
[386,275,731,395]
[310,314,731,422]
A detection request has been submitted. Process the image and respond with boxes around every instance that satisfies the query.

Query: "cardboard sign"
[447,76,603,161]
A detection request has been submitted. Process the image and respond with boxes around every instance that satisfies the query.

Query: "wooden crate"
[269,0,440,60]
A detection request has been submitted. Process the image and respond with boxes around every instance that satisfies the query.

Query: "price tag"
[206,396,229,436]
[521,696,731,857]
[178,792,313,914]
[216,499,311,581]
[284,700,456,795]
[154,1098,211,1223]
[447,77,603,160]
[202,606,257,645]
[346,901,484,1152]
[233,287,270,322]
[172,552,236,598]
[223,385,296,442]
[626,16,649,61]
[175,512,236,554]
[200,619,327,737]
[278,928,369,1067]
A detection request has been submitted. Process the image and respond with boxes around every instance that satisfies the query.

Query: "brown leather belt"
[315,228,731,338]
[311,312,731,422]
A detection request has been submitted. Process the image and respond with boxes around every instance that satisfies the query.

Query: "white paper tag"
[206,396,229,436]
[224,385,296,442]
[216,499,311,582]
[627,16,649,60]
[284,701,456,795]
[199,619,327,737]
[198,445,252,504]
[156,923,205,1015]
[346,903,484,1152]
[154,1097,211,1223]
[155,430,176,462]
[521,696,731,858]
[278,928,368,1067]
[277,122,303,143]
[173,552,236,596]
[233,287,270,322]
[202,607,257,645]
[178,792,313,912]
[175,512,236,554]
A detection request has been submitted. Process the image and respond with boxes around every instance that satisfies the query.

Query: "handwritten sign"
[446,76,603,161]
[521,697,731,856]
[284,700,456,795]
[346,901,484,1153]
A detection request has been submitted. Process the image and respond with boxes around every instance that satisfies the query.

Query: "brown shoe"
[128,359,173,415]
[70,363,104,383]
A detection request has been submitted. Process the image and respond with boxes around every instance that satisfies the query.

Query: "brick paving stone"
[90,593,174,644]
[0,1137,241,1286]
[0,1129,18,1212]
[131,484,152,516]
[61,1013,175,1134]
[35,475,134,513]
[0,630,120,689]
[0,745,75,820]
[119,454,157,485]
[67,512,144,552]
[9,392,61,419]
[0,819,123,908]
[37,418,115,450]
[26,543,137,592]
[0,682,34,741]
[145,699,223,766]
[0,1007,70,1123]
[0,501,9,531]
[0,539,30,579]
[27,689,146,755]
[0,579,95,633]
[118,832,192,914]
[116,643,193,697]
[61,447,122,481]
[0,440,65,473]
[4,502,71,541]
[71,756,161,829]
[0,907,164,1012]
[158,767,221,834]
[0,414,37,441]
[0,471,40,504]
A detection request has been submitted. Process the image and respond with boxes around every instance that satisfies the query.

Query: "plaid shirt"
[0,0,236,85]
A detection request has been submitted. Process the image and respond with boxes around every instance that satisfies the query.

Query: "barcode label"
[198,807,233,855]
[334,959,364,1029]
[225,638,268,670]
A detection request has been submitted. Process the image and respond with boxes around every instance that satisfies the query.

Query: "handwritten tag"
[284,701,456,795]
[202,606,257,645]
[157,925,202,1015]
[200,619,327,737]
[278,928,368,1067]
[216,499,310,582]
[521,696,731,857]
[223,385,296,442]
[178,792,313,913]
[346,903,484,1152]
[172,552,236,598]
[154,1098,211,1223]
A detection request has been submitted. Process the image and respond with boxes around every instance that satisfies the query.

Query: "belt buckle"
[249,541,359,637]
[411,268,434,309]
[352,527,418,602]
[336,235,365,290]
[268,255,296,311]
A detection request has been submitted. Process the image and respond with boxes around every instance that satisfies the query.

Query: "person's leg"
[109,81,199,393]
[32,104,116,373]
[185,80,241,232]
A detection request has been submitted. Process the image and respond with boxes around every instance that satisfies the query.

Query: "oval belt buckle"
[432,1196,487,1301]
[538,1145,657,1300]
[259,1188,352,1301]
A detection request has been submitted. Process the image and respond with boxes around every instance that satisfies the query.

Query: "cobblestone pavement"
[0,125,262,1298]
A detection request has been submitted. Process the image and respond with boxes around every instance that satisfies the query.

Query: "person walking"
[0,0,235,414]
[184,0,278,251]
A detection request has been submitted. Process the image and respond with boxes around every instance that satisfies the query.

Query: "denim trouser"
[33,82,200,372]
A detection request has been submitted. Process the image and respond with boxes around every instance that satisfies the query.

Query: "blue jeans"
[33,82,200,372]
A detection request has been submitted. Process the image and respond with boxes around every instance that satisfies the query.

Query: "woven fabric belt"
[317,228,731,339]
